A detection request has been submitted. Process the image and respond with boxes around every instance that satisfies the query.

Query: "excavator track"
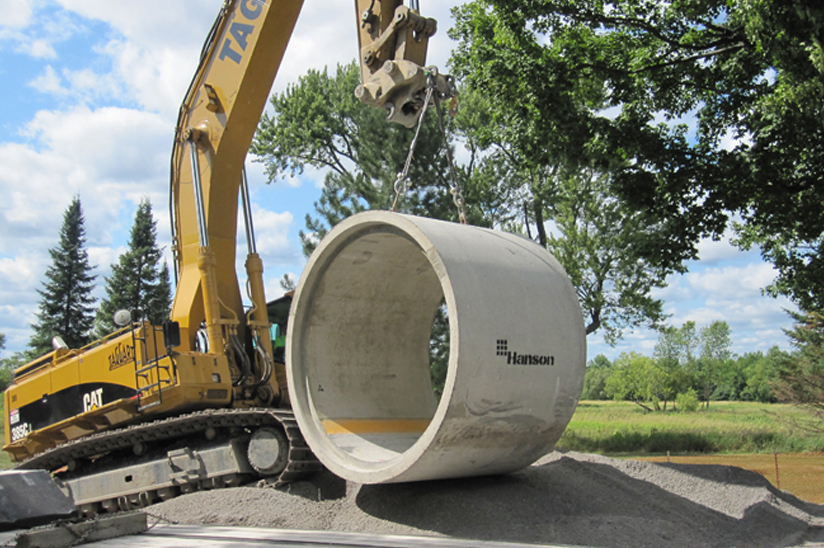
[16,408,322,512]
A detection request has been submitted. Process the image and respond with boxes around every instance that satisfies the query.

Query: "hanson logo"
[496,340,555,366]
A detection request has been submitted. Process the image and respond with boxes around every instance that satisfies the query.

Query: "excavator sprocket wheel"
[247,427,289,476]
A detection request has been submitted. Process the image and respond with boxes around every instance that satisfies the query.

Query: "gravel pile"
[145,451,824,548]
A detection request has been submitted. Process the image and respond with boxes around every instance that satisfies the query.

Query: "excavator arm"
[169,0,302,360]
[169,0,448,399]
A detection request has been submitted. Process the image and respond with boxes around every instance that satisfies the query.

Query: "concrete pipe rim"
[286,211,587,484]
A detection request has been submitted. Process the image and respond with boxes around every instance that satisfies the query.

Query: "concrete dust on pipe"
[287,211,586,484]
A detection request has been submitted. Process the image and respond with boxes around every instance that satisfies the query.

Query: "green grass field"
[558,400,824,455]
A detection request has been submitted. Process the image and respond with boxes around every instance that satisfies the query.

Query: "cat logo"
[83,388,104,413]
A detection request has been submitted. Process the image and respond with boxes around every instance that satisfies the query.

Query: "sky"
[0,0,798,362]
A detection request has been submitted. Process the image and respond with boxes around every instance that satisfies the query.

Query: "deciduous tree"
[543,167,669,342]
[582,354,612,400]
[253,62,677,343]
[739,348,784,403]
[252,63,468,257]
[449,5,688,341]
[698,321,734,407]
[654,322,699,369]
[449,0,824,310]
[605,352,668,411]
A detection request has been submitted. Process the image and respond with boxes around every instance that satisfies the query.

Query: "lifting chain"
[391,70,467,224]
[434,86,467,225]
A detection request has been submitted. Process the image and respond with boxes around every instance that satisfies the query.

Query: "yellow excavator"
[3,0,587,514]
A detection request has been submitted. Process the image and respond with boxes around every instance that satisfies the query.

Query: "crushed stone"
[145,451,824,548]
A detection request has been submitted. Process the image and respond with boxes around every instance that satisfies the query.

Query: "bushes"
[676,389,700,412]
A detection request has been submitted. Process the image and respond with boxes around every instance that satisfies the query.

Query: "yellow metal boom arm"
[169,0,446,397]
[170,0,304,359]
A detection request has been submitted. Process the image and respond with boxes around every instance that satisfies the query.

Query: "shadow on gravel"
[355,456,824,548]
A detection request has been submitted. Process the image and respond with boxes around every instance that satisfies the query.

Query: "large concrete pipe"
[287,212,586,484]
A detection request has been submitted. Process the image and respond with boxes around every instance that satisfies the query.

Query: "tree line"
[586,315,824,422]
[0,196,171,390]
[583,320,784,411]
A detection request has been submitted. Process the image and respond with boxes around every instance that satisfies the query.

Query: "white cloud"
[22,105,169,182]
[302,165,326,190]
[688,262,777,301]
[0,255,40,295]
[54,0,222,46]
[27,39,57,59]
[233,206,300,309]
[0,303,37,355]
[0,0,34,29]
[97,37,202,115]
[651,277,692,304]
[264,272,297,302]
[719,127,753,152]
[252,207,294,258]
[63,67,124,102]
[235,205,298,269]
[272,0,461,93]
[274,3,357,93]
[587,253,795,361]
[695,234,742,264]
[88,245,127,275]
[26,1,462,117]
[0,105,170,260]
[28,65,69,95]
[1,6,81,59]
[33,1,221,115]
[743,328,788,353]
[622,330,658,354]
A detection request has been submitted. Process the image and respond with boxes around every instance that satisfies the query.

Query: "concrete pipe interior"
[287,212,586,484]
[290,223,443,461]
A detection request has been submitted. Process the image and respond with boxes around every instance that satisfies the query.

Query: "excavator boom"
[169,0,304,360]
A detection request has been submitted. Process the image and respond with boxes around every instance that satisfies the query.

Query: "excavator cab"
[266,292,294,365]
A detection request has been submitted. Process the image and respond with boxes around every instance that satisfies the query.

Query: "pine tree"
[29,196,97,354]
[97,198,172,334]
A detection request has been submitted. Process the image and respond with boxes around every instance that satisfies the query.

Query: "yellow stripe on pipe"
[322,419,431,435]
